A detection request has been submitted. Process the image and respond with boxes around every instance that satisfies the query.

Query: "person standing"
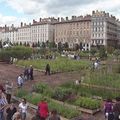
[6,103,17,120]
[45,64,50,75]
[38,98,49,120]
[28,65,34,80]
[0,89,8,120]
[17,74,24,88]
[23,66,29,81]
[5,81,13,104]
[113,97,120,120]
[104,99,114,120]
[19,98,28,120]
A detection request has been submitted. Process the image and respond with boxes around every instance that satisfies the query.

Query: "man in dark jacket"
[45,64,50,75]
[29,65,34,80]
[113,97,120,120]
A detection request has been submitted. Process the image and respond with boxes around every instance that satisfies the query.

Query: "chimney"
[24,23,26,26]
[21,22,23,27]
[57,17,60,22]
[33,19,36,24]
[92,11,95,14]
[39,18,42,22]
[66,17,68,21]
[61,17,64,22]
[11,24,14,28]
[72,16,75,20]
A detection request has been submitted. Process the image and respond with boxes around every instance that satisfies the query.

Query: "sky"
[0,0,120,27]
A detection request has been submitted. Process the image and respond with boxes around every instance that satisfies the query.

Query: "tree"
[27,42,30,47]
[99,46,107,59]
[37,41,40,47]
[0,46,32,62]
[20,42,22,46]
[41,42,46,49]
[58,42,63,53]
[63,42,69,50]
[24,42,27,46]
[90,48,97,56]
[113,49,120,61]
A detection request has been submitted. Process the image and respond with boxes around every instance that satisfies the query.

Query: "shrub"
[0,46,32,62]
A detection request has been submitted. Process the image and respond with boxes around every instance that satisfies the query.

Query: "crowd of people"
[16,65,34,88]
[0,83,61,120]
[17,64,51,88]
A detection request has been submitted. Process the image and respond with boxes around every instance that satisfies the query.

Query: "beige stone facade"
[54,15,91,50]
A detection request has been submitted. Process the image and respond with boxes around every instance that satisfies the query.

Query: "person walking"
[38,98,49,120]
[19,98,28,120]
[5,81,13,104]
[17,74,24,88]
[23,66,29,81]
[45,64,50,75]
[113,97,120,120]
[104,99,114,120]
[6,103,17,120]
[28,65,34,80]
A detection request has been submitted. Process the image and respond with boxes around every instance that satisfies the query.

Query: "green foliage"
[16,57,90,72]
[99,46,107,59]
[90,48,97,56]
[48,100,80,119]
[16,89,28,98]
[52,87,73,101]
[34,83,53,97]
[34,83,48,93]
[74,97,101,110]
[60,81,120,99]
[113,49,120,57]
[107,46,114,54]
[0,46,32,62]
[23,94,80,119]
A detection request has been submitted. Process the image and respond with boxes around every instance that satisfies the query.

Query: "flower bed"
[15,90,80,119]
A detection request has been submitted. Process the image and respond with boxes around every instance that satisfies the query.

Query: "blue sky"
[0,0,120,26]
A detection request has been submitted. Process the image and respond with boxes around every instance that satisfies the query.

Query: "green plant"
[52,87,73,101]
[16,89,28,98]
[74,97,101,110]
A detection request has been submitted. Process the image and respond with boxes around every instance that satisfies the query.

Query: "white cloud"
[0,14,17,26]
[1,0,120,26]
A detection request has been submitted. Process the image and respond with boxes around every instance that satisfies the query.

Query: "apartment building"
[31,18,55,43]
[0,18,56,45]
[91,10,119,48]
[0,10,120,49]
[54,15,91,50]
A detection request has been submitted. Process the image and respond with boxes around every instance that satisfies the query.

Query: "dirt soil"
[0,63,105,120]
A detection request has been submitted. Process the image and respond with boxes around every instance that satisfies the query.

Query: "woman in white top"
[19,98,28,120]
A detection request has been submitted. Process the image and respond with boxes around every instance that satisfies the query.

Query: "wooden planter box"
[12,96,68,120]
[49,97,101,115]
